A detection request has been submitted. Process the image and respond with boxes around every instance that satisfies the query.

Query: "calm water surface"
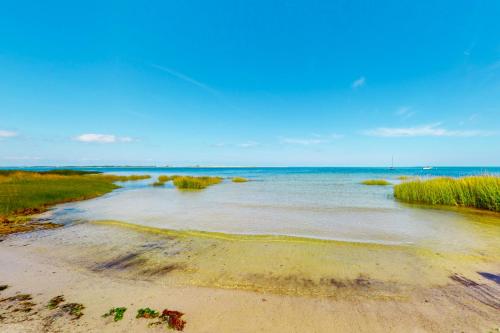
[23,166,497,251]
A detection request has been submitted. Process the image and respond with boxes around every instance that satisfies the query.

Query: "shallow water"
[5,167,499,297]
[43,167,500,253]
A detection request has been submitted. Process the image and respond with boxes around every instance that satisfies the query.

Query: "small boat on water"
[389,156,395,170]
[422,166,433,170]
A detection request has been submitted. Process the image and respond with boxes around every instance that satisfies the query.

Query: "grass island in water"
[394,175,500,212]
[232,177,249,183]
[361,179,392,186]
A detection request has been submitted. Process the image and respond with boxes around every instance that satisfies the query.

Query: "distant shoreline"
[1,165,500,169]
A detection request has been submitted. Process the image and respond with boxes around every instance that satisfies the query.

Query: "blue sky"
[1,0,499,166]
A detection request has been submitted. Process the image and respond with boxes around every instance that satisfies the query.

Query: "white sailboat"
[389,156,395,170]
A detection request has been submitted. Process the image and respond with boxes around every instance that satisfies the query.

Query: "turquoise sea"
[6,166,500,249]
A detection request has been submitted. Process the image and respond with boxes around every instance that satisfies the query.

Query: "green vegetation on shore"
[232,177,248,183]
[150,175,173,187]
[98,174,151,182]
[0,171,150,234]
[394,175,500,212]
[172,176,222,189]
[361,179,392,186]
[158,175,173,182]
[151,175,224,189]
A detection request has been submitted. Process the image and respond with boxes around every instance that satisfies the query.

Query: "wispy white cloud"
[280,133,343,145]
[75,133,134,143]
[463,42,475,56]
[363,123,496,137]
[152,64,223,97]
[280,138,325,145]
[237,141,260,148]
[395,106,415,118]
[211,141,260,148]
[211,142,226,147]
[351,76,366,89]
[0,130,17,138]
[152,64,239,111]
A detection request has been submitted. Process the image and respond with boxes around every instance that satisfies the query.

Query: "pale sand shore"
[0,221,499,332]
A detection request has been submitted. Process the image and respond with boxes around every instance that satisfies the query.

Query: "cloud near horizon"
[237,141,260,148]
[363,123,496,138]
[280,133,343,145]
[75,133,134,143]
[0,130,18,138]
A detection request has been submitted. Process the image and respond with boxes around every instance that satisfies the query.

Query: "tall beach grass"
[393,175,500,212]
[97,174,151,182]
[172,176,222,189]
[158,175,172,182]
[0,171,152,234]
[0,172,120,218]
[150,175,173,187]
[361,179,392,186]
[232,177,248,183]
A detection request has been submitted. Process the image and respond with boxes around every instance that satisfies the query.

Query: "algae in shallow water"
[47,295,65,309]
[103,307,127,321]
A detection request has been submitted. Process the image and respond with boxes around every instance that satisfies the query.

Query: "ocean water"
[26,166,499,250]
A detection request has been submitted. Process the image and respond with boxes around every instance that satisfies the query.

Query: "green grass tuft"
[394,175,500,212]
[150,175,174,187]
[158,175,172,182]
[232,177,248,183]
[361,179,392,186]
[172,176,222,189]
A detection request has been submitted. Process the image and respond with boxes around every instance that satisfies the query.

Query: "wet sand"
[1,218,499,332]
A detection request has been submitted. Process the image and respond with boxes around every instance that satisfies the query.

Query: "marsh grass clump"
[361,179,392,186]
[96,174,151,182]
[172,176,222,190]
[232,177,248,183]
[158,175,172,182]
[0,170,153,235]
[40,169,101,176]
[150,175,174,187]
[0,172,119,220]
[397,176,413,181]
[394,175,500,212]
[103,307,127,321]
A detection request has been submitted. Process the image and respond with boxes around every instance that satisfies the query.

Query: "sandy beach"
[3,0,500,330]
[1,215,499,332]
